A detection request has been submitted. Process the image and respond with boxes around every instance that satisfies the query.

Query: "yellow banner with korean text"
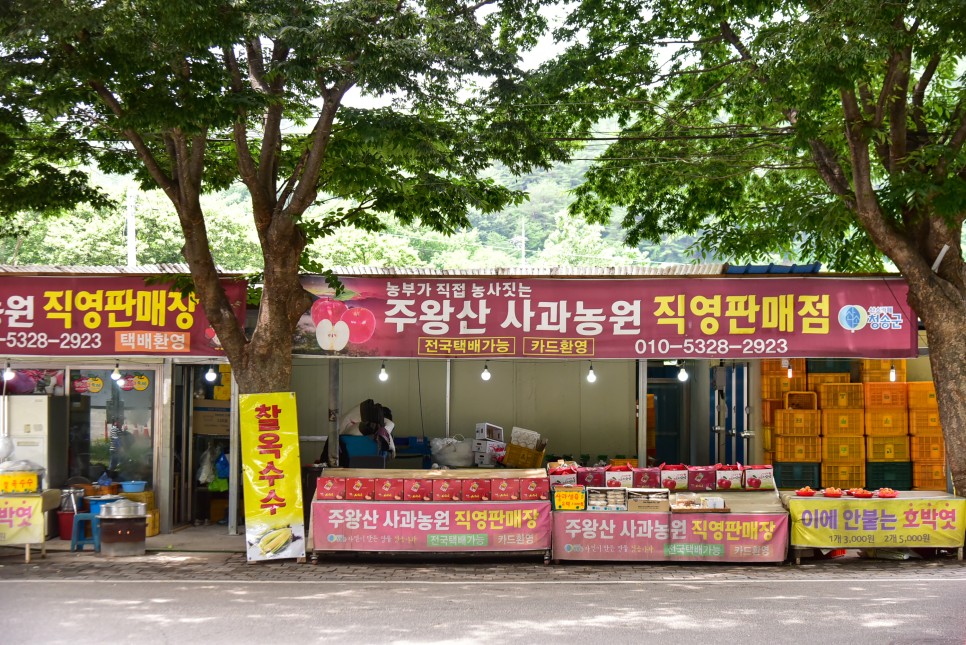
[0,496,44,546]
[240,392,305,562]
[789,497,966,549]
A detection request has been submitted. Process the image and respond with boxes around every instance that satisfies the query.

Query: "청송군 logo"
[838,305,868,332]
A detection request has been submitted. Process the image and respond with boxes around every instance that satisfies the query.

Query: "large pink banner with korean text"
[552,512,789,562]
[0,276,247,356]
[312,500,552,552]
[297,275,916,359]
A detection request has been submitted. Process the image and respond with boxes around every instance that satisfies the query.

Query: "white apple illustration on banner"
[316,319,350,351]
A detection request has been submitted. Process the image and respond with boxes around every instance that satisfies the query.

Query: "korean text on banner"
[0,496,44,546]
[240,392,305,562]
[789,498,966,549]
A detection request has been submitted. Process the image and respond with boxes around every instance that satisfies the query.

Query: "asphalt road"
[3,576,965,644]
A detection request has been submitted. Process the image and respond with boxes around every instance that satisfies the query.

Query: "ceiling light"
[889,362,896,382]
[2,363,14,381]
[378,361,389,382]
[586,362,597,383]
[111,363,122,381]
[677,364,689,382]
[481,361,491,381]
[205,366,218,382]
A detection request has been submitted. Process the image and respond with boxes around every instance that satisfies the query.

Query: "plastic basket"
[775,410,822,436]
[822,435,865,463]
[822,463,865,490]
[806,372,850,394]
[821,409,864,436]
[865,462,912,490]
[862,359,906,373]
[761,426,774,451]
[763,375,806,399]
[865,409,909,436]
[913,462,947,490]
[774,435,822,462]
[784,391,818,410]
[763,450,775,465]
[906,382,938,409]
[909,409,942,435]
[761,358,805,374]
[761,399,783,426]
[819,383,865,409]
[502,443,546,468]
[910,435,945,462]
[861,369,906,383]
[866,435,911,462]
[864,382,909,408]
[773,462,821,489]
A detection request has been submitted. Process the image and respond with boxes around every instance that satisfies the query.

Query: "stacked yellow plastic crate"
[760,358,806,465]
[907,381,946,489]
[819,381,867,489]
[860,359,912,490]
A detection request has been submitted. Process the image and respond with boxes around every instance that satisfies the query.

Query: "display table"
[312,500,552,559]
[0,489,61,563]
[552,491,789,564]
[781,490,966,564]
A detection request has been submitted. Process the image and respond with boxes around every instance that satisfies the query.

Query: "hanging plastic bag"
[208,477,228,492]
[430,435,474,468]
[215,452,230,479]
[196,446,217,485]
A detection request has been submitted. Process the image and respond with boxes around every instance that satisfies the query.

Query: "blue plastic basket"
[120,480,147,493]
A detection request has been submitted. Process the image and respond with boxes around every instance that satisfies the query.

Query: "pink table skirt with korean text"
[552,512,789,563]
[312,500,552,552]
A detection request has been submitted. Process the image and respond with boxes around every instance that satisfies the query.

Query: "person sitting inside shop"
[321,399,395,465]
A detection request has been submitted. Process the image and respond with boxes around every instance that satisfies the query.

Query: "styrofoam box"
[475,423,504,442]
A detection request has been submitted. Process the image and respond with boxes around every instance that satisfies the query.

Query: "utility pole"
[511,217,527,267]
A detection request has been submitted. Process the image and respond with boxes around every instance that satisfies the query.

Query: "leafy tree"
[533,210,651,266]
[1,0,563,393]
[535,0,966,490]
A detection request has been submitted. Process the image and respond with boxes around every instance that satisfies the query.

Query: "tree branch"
[936,100,966,177]
[889,46,913,171]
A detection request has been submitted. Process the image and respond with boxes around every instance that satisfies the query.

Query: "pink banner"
[552,512,789,562]
[312,500,552,552]
[0,276,246,356]
[297,275,916,359]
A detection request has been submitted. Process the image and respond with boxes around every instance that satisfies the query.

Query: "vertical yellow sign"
[239,392,305,562]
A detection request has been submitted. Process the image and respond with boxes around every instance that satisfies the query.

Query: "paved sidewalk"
[1,524,965,582]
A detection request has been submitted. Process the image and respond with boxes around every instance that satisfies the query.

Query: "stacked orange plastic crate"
[760,358,805,465]
[907,381,946,490]
[819,382,867,489]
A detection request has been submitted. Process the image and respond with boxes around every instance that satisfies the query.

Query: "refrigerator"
[2,395,69,538]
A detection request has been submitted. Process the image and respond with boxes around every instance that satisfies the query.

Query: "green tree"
[1,0,563,393]
[535,0,966,490]
[533,210,651,267]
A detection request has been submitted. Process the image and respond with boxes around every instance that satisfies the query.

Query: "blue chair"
[70,513,101,552]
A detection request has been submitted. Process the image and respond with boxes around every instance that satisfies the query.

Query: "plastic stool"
[70,513,101,552]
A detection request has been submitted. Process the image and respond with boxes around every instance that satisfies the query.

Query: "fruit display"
[876,488,899,498]
[316,468,550,502]
[795,486,816,496]
[822,487,843,497]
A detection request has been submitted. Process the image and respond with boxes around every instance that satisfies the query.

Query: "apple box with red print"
[345,477,375,500]
[604,468,633,488]
[316,477,346,500]
[403,478,433,501]
[461,478,491,501]
[490,478,521,501]
[632,467,661,488]
[715,465,744,490]
[432,479,461,501]
[742,465,775,490]
[687,465,717,492]
[659,465,689,491]
[520,478,550,500]
[374,478,405,501]
[576,466,606,487]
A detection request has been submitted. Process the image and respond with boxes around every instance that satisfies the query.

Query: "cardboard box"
[552,485,586,510]
[316,477,345,500]
[660,466,689,492]
[743,465,776,491]
[509,426,540,449]
[461,478,491,501]
[520,478,550,501]
[585,486,627,511]
[374,478,404,501]
[626,488,670,512]
[472,439,507,454]
[490,478,521,501]
[345,477,375,500]
[688,466,717,492]
[632,467,661,488]
[604,470,634,488]
[403,478,433,501]
[715,466,743,491]
[474,451,498,466]
[577,466,607,487]
[548,471,577,487]
[212,385,231,401]
[432,479,462,501]
[475,423,504,442]
[192,399,231,436]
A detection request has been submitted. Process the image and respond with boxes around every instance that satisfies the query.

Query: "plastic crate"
[784,391,818,410]
[906,382,938,409]
[502,443,546,468]
[822,435,866,463]
[761,426,774,451]
[861,369,906,383]
[865,409,909,436]
[775,410,822,436]
[763,450,775,465]
[822,463,866,490]
[909,409,942,435]
[864,382,909,408]
[910,435,945,462]
[609,458,639,467]
[866,435,911,462]
[774,435,822,462]
[821,409,865,436]
[761,399,784,426]
[806,359,854,373]
[819,383,865,409]
[773,462,821,489]
[806,372,850,393]
[913,462,947,490]
[762,358,805,374]
[865,462,912,490]
[763,375,806,399]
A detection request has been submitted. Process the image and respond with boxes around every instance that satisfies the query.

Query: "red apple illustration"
[747,476,762,489]
[311,297,348,325]
[663,478,677,490]
[717,478,732,490]
[341,307,376,343]
[607,478,621,487]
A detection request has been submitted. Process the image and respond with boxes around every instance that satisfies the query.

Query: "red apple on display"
[663,478,677,490]
[747,476,762,489]
[717,478,732,490]
[316,319,350,351]
[607,478,620,487]
[341,307,376,343]
[311,298,348,325]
